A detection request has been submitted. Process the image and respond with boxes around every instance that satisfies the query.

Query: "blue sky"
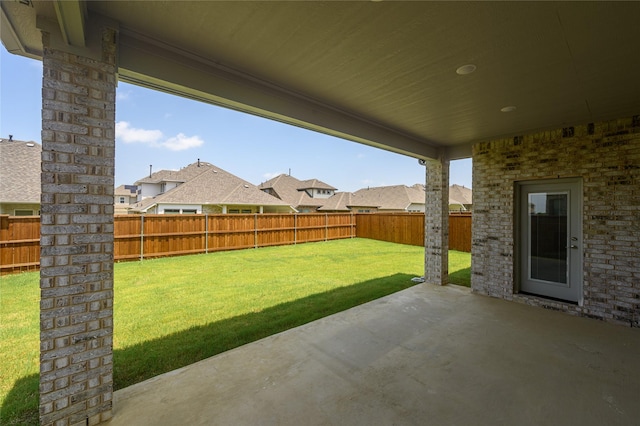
[1,47,472,192]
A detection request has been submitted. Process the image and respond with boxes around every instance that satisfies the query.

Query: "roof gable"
[132,162,291,212]
[298,179,337,191]
[135,161,214,184]
[115,184,137,196]
[258,174,329,209]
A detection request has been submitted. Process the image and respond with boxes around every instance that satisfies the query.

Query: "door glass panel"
[528,192,568,284]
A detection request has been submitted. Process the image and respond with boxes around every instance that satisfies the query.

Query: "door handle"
[569,244,578,249]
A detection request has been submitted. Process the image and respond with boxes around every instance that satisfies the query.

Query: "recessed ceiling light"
[456,64,476,75]
[500,106,517,113]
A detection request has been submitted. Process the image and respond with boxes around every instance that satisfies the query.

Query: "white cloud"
[116,121,162,144]
[115,121,203,151]
[356,153,366,159]
[162,133,204,151]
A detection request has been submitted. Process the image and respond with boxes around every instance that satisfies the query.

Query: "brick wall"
[39,28,117,425]
[424,156,450,285]
[472,117,640,326]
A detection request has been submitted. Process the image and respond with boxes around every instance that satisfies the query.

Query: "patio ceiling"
[2,1,639,160]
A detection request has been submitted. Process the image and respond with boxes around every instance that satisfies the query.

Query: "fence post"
[325,213,328,241]
[140,215,144,261]
[254,214,258,248]
[205,214,208,254]
[294,213,297,245]
[351,213,355,238]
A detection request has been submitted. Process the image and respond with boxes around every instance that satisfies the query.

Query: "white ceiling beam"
[53,0,86,47]
[117,31,440,160]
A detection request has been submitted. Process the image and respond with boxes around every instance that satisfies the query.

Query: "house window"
[119,196,126,203]
[14,209,34,216]
[182,209,197,214]
[164,209,180,214]
[241,209,252,214]
[228,209,240,214]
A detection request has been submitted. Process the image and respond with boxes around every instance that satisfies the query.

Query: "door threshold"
[518,291,579,306]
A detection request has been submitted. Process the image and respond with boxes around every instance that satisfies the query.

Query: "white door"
[518,179,582,303]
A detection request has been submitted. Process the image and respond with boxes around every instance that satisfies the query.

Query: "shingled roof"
[115,184,137,197]
[135,161,213,185]
[131,161,292,213]
[258,174,328,209]
[449,184,473,206]
[351,184,426,211]
[297,179,336,191]
[0,138,41,204]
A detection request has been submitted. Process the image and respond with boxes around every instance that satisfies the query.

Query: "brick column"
[424,155,450,285]
[39,28,117,426]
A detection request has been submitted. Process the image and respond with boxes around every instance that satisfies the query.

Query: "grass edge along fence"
[0,213,356,275]
[0,212,471,275]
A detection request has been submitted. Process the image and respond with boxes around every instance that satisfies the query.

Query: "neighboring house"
[130,161,294,214]
[258,174,336,212]
[321,183,471,213]
[318,184,423,213]
[262,177,472,214]
[114,185,138,214]
[448,184,472,212]
[317,191,377,213]
[343,184,427,213]
[0,137,41,216]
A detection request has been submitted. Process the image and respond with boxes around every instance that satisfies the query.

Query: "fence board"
[355,213,425,246]
[355,212,471,252]
[0,212,470,275]
[0,215,40,274]
[449,213,472,252]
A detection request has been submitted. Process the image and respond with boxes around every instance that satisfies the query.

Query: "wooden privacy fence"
[355,212,472,252]
[0,213,355,274]
[0,215,40,275]
[113,213,356,261]
[0,212,471,275]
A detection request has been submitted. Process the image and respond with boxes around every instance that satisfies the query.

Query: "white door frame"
[515,178,583,304]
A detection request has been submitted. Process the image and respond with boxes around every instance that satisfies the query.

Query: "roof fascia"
[117,30,440,160]
[0,4,37,58]
[445,143,473,160]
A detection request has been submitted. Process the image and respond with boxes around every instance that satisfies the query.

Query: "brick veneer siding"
[424,156,450,285]
[472,117,640,327]
[39,28,117,425]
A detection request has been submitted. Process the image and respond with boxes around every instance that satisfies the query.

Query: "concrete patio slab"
[111,284,640,425]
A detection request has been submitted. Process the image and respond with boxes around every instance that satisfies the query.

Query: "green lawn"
[0,238,470,425]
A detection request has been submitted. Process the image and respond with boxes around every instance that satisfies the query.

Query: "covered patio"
[109,285,639,425]
[1,2,639,424]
